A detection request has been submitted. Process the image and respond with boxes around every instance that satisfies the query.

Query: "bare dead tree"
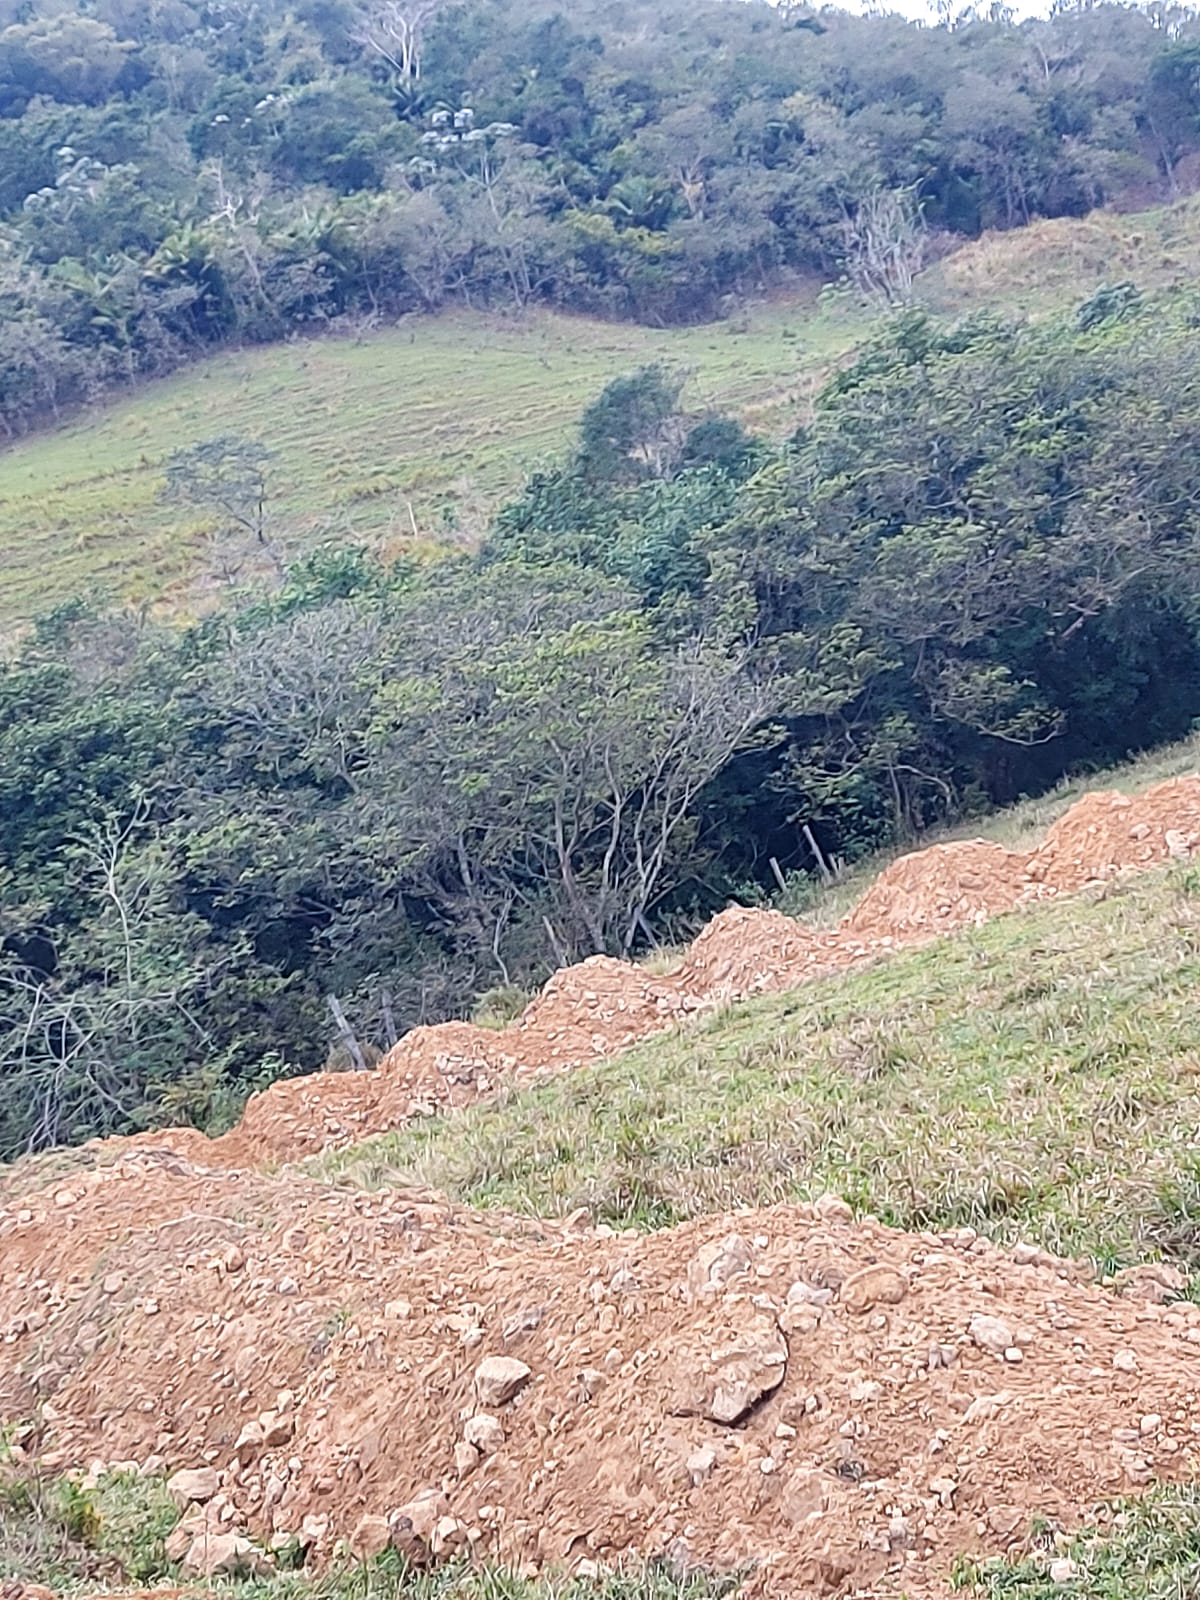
[0,801,214,1155]
[840,186,928,306]
[350,0,446,79]
[161,434,286,586]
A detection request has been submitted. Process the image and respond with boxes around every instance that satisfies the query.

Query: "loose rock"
[167,1466,220,1506]
[475,1356,532,1406]
[464,1412,505,1454]
[839,1263,907,1313]
[970,1313,1015,1356]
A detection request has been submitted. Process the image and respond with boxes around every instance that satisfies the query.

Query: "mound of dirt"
[8,776,1200,1596]
[841,839,1028,942]
[673,906,834,1000]
[162,773,1200,1170]
[1028,778,1200,892]
[134,959,697,1171]
[3,1158,1200,1597]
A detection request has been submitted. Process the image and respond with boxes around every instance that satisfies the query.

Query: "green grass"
[0,298,850,631]
[0,1457,738,1600]
[220,1559,740,1600]
[313,859,1200,1271]
[953,1486,1200,1597]
[0,1464,178,1587]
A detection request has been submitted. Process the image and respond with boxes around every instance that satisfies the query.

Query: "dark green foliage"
[2,0,1200,433]
[8,291,1200,1162]
[576,365,684,484]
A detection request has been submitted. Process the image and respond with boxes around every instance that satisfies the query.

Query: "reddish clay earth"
[122,775,1200,1171]
[3,776,1200,1597]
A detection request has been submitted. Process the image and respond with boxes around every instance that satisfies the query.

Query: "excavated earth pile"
[6,775,1200,1595]
[128,775,1200,1171]
[3,1162,1200,1598]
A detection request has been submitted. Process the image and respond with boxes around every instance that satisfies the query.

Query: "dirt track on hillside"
[128,775,1200,1171]
[5,775,1200,1597]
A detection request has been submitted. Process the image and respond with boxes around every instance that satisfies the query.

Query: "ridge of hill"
[95,772,1200,1174]
[5,775,1200,1595]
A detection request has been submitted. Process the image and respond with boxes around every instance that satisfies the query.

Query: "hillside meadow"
[0,296,845,631]
[3,192,1200,632]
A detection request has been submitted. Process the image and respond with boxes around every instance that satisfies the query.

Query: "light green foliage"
[316,860,1200,1270]
[0,1466,178,1585]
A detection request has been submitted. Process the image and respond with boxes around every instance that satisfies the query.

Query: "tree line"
[3,282,1200,1157]
[4,0,1200,433]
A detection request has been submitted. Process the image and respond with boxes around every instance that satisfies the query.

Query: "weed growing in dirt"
[317,862,1200,1271]
[0,1464,177,1585]
[471,985,534,1030]
[952,1486,1200,1596]
[224,1554,740,1600]
[0,1470,740,1600]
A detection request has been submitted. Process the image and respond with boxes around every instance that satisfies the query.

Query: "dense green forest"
[3,282,1200,1156]
[4,0,1200,433]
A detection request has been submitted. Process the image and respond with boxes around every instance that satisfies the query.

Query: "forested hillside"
[5,281,1200,1157]
[4,0,1200,434]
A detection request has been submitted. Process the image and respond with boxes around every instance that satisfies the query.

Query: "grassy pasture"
[0,298,848,630]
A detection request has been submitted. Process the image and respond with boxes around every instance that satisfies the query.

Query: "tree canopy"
[3,0,1200,432]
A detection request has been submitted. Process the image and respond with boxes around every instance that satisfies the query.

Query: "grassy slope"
[5,191,1200,631]
[313,731,1200,1272]
[316,862,1200,1268]
[0,297,846,629]
[925,192,1200,316]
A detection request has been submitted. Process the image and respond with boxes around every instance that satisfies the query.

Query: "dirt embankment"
[5,775,1200,1597]
[3,1158,1200,1597]
[137,775,1200,1171]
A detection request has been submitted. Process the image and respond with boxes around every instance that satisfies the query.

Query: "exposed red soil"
[3,1159,1200,1598]
[124,775,1200,1171]
[5,774,1200,1597]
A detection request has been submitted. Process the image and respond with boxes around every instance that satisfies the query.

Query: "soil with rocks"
[5,775,1200,1596]
[3,1159,1200,1598]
